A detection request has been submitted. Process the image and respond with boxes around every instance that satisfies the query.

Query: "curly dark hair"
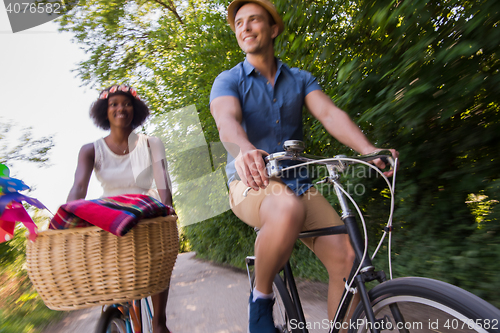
[89,85,150,130]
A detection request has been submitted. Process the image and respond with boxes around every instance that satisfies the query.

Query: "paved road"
[43,252,328,333]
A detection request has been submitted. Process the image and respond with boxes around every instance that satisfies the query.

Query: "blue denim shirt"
[210,58,321,195]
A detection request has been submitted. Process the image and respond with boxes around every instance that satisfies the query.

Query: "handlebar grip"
[380,156,395,169]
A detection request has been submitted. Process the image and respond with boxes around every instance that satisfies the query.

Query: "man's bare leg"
[254,189,305,294]
[313,234,359,322]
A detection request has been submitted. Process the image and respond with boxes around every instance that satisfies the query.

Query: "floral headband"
[99,85,140,100]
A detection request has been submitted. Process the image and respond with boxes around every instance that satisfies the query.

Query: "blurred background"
[1,0,499,331]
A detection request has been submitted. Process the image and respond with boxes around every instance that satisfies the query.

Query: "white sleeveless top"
[93,133,160,200]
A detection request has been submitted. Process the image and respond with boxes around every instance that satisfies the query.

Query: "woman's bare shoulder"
[146,135,164,147]
[80,142,95,152]
[79,142,96,159]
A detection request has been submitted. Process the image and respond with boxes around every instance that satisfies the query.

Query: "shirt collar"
[243,58,255,76]
[243,58,284,77]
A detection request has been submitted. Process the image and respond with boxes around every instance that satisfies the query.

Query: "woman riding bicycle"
[67,84,174,333]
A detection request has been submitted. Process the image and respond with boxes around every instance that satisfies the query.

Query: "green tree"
[0,120,54,166]
[277,0,500,304]
[0,119,54,267]
[0,121,59,332]
[58,0,251,258]
[58,0,241,141]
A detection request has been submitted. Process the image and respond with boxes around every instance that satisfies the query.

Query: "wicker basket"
[26,215,178,311]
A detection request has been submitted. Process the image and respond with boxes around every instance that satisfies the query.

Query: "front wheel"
[273,273,301,333]
[348,277,500,333]
[95,306,127,333]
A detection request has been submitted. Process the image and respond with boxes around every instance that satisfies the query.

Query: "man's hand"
[235,149,269,191]
[371,148,400,177]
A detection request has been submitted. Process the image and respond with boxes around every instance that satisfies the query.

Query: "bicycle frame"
[245,142,500,333]
[245,142,400,333]
[106,298,154,333]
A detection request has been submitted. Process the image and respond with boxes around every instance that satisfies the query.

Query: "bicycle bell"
[283,140,305,155]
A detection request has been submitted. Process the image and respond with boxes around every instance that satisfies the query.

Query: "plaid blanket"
[49,194,175,236]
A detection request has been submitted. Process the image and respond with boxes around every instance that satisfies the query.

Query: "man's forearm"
[217,119,256,158]
[322,109,376,155]
[306,90,377,155]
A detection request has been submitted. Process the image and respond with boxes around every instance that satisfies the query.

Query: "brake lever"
[314,178,329,185]
[243,187,252,197]
[379,156,395,169]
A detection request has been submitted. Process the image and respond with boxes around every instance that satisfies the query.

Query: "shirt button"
[267,81,270,85]
[273,98,277,103]
[278,142,281,146]
[276,120,279,124]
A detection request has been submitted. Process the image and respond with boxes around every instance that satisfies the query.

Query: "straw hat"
[227,0,284,36]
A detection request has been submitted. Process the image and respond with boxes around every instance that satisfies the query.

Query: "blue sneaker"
[248,291,276,333]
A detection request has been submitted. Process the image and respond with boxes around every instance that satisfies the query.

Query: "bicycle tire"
[250,271,301,333]
[348,277,500,333]
[95,306,128,333]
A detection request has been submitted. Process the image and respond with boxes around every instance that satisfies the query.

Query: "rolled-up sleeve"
[300,69,322,96]
[210,70,240,104]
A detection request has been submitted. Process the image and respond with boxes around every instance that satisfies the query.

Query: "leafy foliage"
[0,120,54,271]
[1,120,59,331]
[0,120,54,166]
[57,0,500,308]
[293,0,500,306]
[0,219,64,333]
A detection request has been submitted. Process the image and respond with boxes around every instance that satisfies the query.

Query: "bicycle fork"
[331,174,408,333]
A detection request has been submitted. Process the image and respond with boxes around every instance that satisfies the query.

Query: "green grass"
[0,270,66,333]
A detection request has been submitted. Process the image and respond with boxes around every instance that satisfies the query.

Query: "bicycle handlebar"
[264,140,395,178]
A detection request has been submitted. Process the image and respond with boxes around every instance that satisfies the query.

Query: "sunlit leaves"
[0,121,54,167]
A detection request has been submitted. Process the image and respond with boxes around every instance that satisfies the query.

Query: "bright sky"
[1,11,107,214]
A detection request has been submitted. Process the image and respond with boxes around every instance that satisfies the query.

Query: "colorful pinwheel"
[0,163,47,243]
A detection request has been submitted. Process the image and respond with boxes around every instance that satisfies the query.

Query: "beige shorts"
[229,179,343,251]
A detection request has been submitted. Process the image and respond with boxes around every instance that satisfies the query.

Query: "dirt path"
[42,252,328,333]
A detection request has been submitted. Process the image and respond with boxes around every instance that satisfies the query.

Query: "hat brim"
[227,0,284,36]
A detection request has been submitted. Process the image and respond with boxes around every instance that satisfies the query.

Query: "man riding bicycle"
[210,1,398,332]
